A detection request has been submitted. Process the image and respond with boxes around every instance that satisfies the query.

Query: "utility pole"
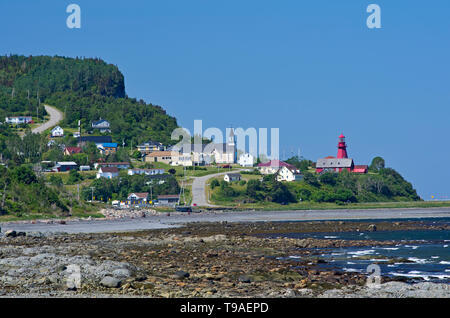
[90,186,95,202]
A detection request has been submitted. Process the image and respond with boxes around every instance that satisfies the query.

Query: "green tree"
[369,156,385,172]
[319,172,338,186]
[210,179,220,189]
[66,169,84,185]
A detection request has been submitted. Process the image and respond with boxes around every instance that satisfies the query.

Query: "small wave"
[343,268,360,272]
[390,272,450,281]
[380,247,399,251]
[348,249,375,257]
[324,236,338,239]
[439,261,450,265]
[407,257,429,264]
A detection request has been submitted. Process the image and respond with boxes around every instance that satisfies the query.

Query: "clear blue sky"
[1,0,450,200]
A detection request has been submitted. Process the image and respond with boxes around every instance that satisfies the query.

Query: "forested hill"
[0,55,125,98]
[0,55,178,145]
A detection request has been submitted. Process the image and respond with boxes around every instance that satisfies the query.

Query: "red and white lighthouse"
[337,134,348,159]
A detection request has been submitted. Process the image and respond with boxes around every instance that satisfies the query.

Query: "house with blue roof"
[97,142,118,155]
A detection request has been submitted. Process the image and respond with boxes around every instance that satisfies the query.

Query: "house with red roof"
[64,147,82,156]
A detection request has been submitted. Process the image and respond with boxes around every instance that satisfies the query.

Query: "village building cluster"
[28,112,368,207]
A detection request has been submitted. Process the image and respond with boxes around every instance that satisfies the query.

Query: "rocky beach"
[0,219,448,298]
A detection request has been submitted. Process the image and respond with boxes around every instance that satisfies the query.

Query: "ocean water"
[269,218,450,283]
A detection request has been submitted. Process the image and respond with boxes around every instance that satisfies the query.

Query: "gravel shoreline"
[0,220,448,298]
[1,207,450,234]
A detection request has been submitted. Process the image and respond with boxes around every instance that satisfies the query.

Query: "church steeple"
[228,128,235,146]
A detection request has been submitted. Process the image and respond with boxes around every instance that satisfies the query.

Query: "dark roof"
[92,119,110,126]
[158,194,180,199]
[97,162,130,166]
[99,167,119,173]
[316,158,353,168]
[79,136,112,143]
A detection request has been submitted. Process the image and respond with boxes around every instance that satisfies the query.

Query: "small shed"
[157,194,180,206]
[224,173,241,182]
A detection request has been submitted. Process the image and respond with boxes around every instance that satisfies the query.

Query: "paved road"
[191,170,244,206]
[31,104,63,134]
[191,171,229,207]
[1,207,449,234]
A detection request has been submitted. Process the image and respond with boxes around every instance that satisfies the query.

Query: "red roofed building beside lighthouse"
[316,134,368,174]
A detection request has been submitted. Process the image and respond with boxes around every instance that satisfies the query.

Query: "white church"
[171,129,237,166]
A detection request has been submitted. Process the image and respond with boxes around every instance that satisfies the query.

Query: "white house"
[127,193,149,205]
[257,160,297,175]
[224,173,241,182]
[171,129,237,166]
[96,167,119,179]
[5,116,32,124]
[276,166,303,182]
[91,118,111,133]
[51,126,64,137]
[94,162,131,170]
[127,168,165,176]
[238,153,254,167]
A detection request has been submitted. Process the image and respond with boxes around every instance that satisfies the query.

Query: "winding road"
[191,169,244,207]
[32,104,63,134]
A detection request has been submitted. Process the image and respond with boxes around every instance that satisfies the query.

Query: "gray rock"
[238,275,252,283]
[112,268,131,278]
[368,224,377,232]
[100,276,121,288]
[173,270,190,279]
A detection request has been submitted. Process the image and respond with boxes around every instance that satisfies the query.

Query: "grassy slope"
[207,174,450,211]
